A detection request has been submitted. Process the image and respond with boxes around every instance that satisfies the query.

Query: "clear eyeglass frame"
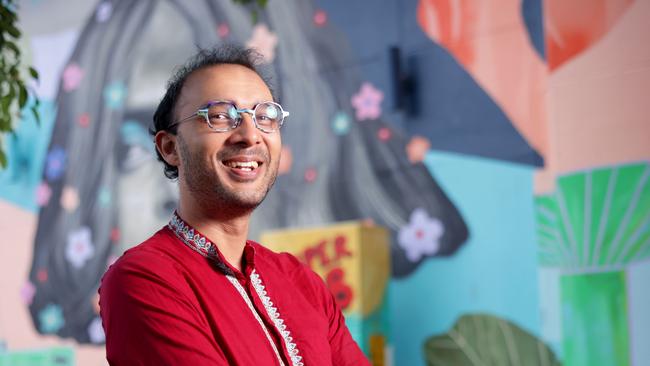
[171,100,289,133]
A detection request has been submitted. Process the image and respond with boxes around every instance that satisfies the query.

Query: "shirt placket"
[226,271,287,366]
[243,269,303,366]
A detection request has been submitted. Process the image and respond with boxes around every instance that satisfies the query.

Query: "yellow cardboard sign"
[261,221,390,317]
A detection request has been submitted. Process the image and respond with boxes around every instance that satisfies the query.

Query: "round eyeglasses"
[171,101,289,133]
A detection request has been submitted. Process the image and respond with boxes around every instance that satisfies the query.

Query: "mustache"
[217,147,270,162]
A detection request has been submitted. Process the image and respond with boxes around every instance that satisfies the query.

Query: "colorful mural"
[535,162,649,365]
[0,0,648,365]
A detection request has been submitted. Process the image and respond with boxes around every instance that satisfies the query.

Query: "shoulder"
[109,227,179,269]
[249,240,315,281]
[100,227,191,296]
[250,240,330,303]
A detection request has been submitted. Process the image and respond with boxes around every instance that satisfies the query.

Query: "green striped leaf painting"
[535,162,650,268]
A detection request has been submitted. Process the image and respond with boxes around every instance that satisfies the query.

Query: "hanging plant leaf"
[0,0,41,168]
[18,83,28,108]
[29,66,39,79]
[0,146,6,168]
[423,313,560,366]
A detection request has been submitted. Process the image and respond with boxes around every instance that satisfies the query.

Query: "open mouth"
[223,159,263,172]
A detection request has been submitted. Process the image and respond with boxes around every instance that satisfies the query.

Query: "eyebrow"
[203,100,269,109]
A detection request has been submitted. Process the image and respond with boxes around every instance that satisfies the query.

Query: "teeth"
[227,161,259,169]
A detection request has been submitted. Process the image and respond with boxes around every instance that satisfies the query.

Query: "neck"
[177,191,252,272]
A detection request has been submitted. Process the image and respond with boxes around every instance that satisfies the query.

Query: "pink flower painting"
[351,82,384,121]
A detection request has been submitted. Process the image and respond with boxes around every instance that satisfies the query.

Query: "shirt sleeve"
[303,266,372,366]
[99,249,229,366]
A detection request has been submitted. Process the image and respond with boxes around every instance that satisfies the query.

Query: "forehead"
[178,64,273,109]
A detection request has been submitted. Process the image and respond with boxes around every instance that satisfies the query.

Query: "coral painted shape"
[544,0,635,71]
[304,168,318,183]
[60,186,80,212]
[313,10,328,26]
[377,127,392,141]
[416,0,549,157]
[78,113,90,127]
[217,23,230,38]
[406,136,432,163]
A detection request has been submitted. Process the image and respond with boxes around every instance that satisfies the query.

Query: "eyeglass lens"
[206,102,283,132]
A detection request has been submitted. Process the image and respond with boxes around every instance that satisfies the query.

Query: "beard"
[177,136,278,212]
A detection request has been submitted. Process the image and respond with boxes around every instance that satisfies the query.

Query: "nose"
[228,112,261,146]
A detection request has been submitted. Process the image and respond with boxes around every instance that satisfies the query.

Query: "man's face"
[172,64,282,211]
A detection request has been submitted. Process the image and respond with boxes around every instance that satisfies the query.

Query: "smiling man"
[99,45,369,366]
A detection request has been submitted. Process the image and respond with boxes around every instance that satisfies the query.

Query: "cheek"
[186,135,224,161]
[269,136,283,160]
[179,144,213,175]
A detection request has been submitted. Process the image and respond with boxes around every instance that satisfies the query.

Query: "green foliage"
[0,1,40,168]
[424,314,561,366]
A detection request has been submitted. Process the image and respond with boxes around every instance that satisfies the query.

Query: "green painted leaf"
[535,163,650,267]
[424,314,561,366]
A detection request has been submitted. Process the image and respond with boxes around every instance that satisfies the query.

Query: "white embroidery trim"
[168,214,216,257]
[226,275,286,366]
[250,270,303,366]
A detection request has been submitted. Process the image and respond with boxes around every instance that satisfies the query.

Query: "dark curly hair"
[151,44,274,179]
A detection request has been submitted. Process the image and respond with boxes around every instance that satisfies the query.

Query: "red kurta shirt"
[99,213,369,366]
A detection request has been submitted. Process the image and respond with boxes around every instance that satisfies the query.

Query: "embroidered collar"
[168,212,235,275]
[168,213,302,365]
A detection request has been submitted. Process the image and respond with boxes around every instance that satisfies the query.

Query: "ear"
[155,130,180,167]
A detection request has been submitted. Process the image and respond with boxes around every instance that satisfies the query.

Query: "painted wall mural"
[20,0,470,344]
[0,0,648,365]
[536,162,649,366]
